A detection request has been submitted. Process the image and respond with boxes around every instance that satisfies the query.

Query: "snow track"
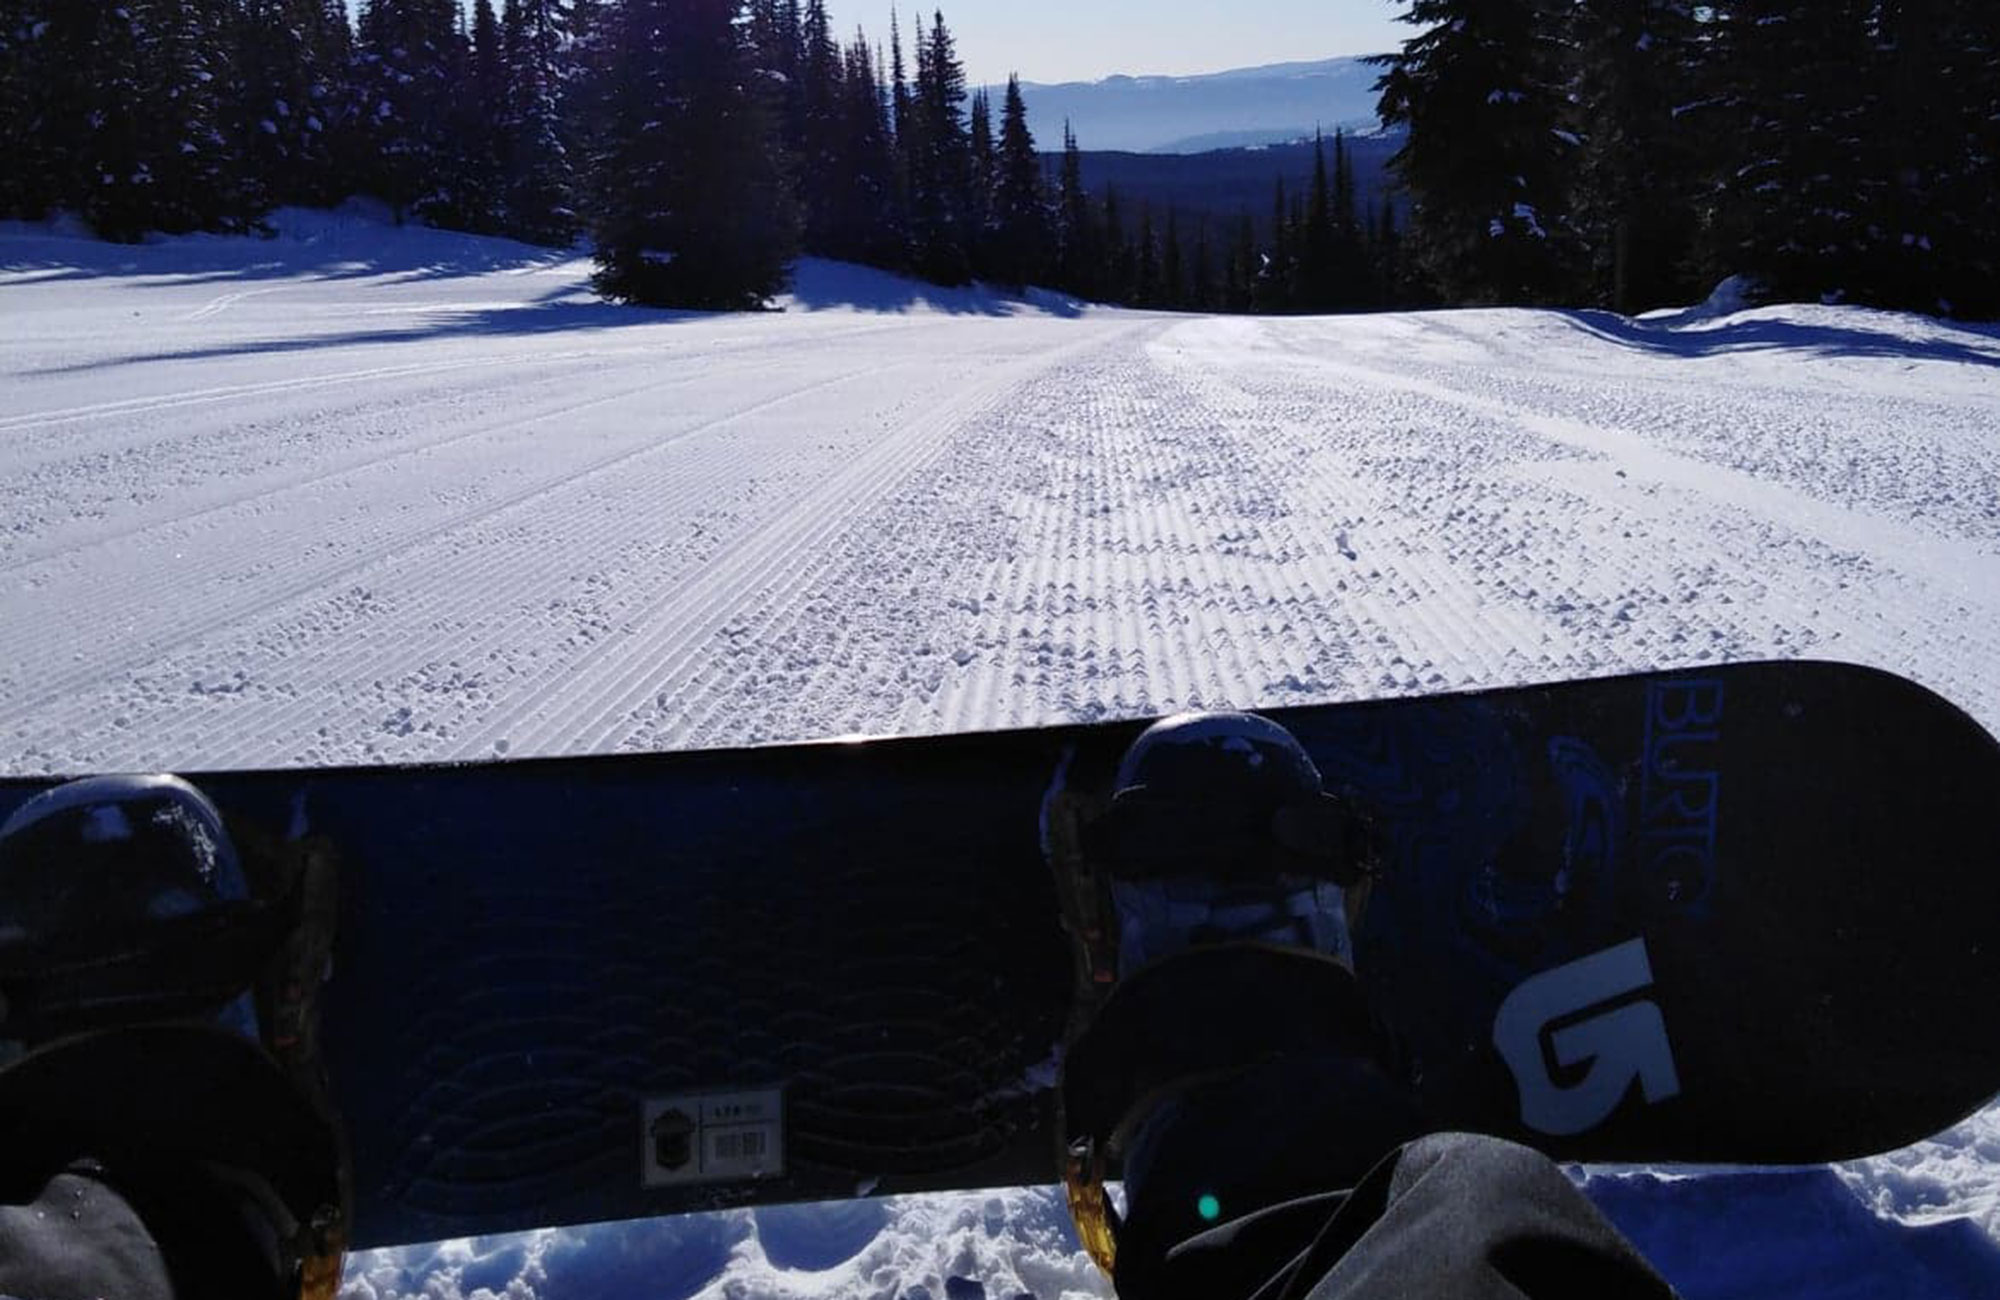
[3,228,1997,774]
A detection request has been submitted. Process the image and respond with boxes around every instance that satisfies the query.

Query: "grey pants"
[1120,1132,1679,1300]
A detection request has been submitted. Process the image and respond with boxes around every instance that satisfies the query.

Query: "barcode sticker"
[641,1087,785,1187]
[711,1128,766,1161]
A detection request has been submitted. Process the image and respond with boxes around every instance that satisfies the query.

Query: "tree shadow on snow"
[1555,309,2000,370]
[0,218,579,287]
[22,286,718,375]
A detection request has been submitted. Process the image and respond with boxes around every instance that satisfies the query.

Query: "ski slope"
[4,207,2000,1297]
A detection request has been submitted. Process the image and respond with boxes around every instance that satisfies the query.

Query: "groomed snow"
[4,205,1999,1297]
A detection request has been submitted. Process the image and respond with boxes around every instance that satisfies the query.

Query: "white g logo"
[1493,939,1681,1137]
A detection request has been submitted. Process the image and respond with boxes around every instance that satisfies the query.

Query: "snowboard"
[2,661,1998,1251]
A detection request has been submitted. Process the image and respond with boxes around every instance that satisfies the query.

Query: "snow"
[4,206,2000,1296]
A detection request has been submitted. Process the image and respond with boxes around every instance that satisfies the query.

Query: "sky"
[826,1,1409,86]
[370,2,1410,89]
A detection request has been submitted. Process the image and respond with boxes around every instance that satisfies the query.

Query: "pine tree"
[1303,128,1334,309]
[589,0,800,308]
[1373,0,1583,304]
[1160,207,1184,308]
[1937,0,2000,314]
[1134,202,1159,307]
[1226,211,1256,312]
[827,29,900,266]
[356,0,463,221]
[0,2,58,218]
[1563,0,1702,312]
[1054,120,1094,297]
[501,0,575,245]
[1258,176,1293,312]
[67,3,150,237]
[745,0,791,75]
[966,85,995,275]
[1101,184,1131,301]
[61,0,250,240]
[1190,217,1214,311]
[988,74,1046,288]
[451,0,507,231]
[159,0,249,230]
[472,0,503,113]
[888,7,913,147]
[1854,0,1996,314]
[795,0,844,251]
[906,8,973,284]
[1375,195,1406,307]
[1697,1,1878,304]
[231,0,354,212]
[1331,127,1367,307]
[559,0,614,215]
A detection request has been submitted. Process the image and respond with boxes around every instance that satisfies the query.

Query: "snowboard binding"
[1046,711,1395,1276]
[0,774,348,1300]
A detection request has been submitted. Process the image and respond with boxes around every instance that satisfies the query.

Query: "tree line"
[0,0,581,245]
[0,0,1417,313]
[3,2,1991,318]
[1373,0,2000,317]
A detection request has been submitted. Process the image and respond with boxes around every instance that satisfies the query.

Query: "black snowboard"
[2,661,1996,1250]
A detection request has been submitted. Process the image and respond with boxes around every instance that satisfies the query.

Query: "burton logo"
[1493,938,1681,1137]
[1641,678,1723,911]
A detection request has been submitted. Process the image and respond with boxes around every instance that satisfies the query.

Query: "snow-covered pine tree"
[1697,0,1878,305]
[71,2,154,238]
[62,0,248,240]
[0,1,55,218]
[1372,0,1583,304]
[1861,0,1997,314]
[149,0,248,232]
[589,0,799,308]
[988,74,1046,288]
[449,0,507,231]
[1951,0,2000,314]
[744,0,788,75]
[795,0,843,252]
[557,0,611,205]
[355,0,462,222]
[500,0,575,246]
[1562,0,1703,313]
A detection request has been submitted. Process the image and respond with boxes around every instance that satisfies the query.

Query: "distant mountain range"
[996,56,1387,156]
[1060,132,1405,239]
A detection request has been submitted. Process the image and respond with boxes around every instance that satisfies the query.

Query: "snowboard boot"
[1045,712,1420,1287]
[0,775,348,1300]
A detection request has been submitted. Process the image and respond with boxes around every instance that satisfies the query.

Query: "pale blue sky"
[384,2,1409,88]
[837,1,1408,85]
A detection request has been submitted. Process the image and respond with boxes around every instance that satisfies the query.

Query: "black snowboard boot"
[0,775,347,1300]
[1048,713,1423,1290]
